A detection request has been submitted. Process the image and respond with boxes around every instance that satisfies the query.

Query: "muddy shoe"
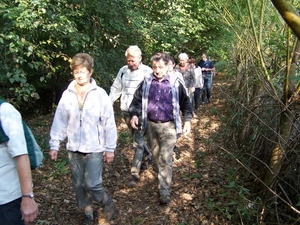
[103,196,116,221]
[159,195,170,205]
[140,158,152,170]
[82,215,94,225]
[127,175,139,188]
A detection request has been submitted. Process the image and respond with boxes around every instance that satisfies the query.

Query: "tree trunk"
[259,109,292,222]
[270,0,300,39]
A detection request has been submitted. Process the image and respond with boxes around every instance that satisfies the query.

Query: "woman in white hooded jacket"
[49,53,117,224]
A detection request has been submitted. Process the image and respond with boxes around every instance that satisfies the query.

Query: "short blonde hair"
[125,45,142,58]
[70,53,94,71]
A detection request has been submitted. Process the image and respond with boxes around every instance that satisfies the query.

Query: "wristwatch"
[22,192,34,198]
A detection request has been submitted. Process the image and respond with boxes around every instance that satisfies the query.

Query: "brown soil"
[29,74,236,225]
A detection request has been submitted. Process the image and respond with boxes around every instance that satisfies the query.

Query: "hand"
[21,198,38,224]
[130,116,139,130]
[190,87,195,93]
[49,150,58,161]
[183,121,191,136]
[104,152,114,163]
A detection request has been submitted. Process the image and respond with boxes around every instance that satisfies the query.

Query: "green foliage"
[132,218,145,225]
[50,158,69,178]
[205,169,261,223]
[118,131,132,147]
[0,0,226,113]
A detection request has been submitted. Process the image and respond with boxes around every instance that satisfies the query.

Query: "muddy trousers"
[123,111,151,178]
[68,151,106,209]
[146,121,177,196]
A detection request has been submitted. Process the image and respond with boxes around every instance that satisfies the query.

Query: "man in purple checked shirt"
[128,52,193,205]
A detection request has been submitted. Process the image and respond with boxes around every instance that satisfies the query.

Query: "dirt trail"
[31,74,234,225]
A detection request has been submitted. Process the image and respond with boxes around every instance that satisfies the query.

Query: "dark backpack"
[0,100,43,169]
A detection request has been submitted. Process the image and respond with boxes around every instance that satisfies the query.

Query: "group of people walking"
[0,45,215,225]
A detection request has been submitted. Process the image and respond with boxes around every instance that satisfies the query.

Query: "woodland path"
[29,74,236,225]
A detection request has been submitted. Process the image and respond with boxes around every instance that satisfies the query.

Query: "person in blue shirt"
[128,52,193,205]
[197,53,215,104]
[109,45,153,188]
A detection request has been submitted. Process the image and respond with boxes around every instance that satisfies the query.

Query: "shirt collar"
[152,74,170,82]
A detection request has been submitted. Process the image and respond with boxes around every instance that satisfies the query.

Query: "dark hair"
[150,52,170,65]
[169,56,175,65]
[189,57,196,64]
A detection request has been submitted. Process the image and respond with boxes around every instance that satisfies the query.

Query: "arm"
[102,92,118,163]
[179,84,193,135]
[1,103,38,223]
[49,96,68,161]
[109,67,126,104]
[204,61,215,72]
[129,82,143,129]
[15,155,38,223]
[190,66,195,88]
[191,69,196,92]
[198,68,204,88]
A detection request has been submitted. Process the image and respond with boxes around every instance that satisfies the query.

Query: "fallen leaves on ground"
[28,74,237,225]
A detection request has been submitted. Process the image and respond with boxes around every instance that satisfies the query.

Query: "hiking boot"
[159,195,170,205]
[126,175,139,188]
[140,158,152,170]
[174,145,181,160]
[82,215,94,225]
[103,195,116,221]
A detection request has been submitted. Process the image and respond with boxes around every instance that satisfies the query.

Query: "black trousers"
[0,197,24,225]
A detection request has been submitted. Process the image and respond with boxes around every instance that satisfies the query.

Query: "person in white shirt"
[0,100,38,224]
[49,53,117,224]
[190,57,203,109]
[109,45,153,188]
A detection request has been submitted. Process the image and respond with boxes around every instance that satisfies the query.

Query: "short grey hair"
[178,53,189,61]
[125,45,142,57]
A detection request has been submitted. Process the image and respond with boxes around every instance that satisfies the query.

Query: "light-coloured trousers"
[146,121,177,196]
[68,151,106,209]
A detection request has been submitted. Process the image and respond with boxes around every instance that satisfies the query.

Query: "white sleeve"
[109,67,126,104]
[0,103,27,157]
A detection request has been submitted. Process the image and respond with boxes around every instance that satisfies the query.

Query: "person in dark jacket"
[197,52,215,104]
[128,52,193,205]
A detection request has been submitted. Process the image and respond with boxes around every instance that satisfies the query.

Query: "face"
[201,54,207,61]
[127,55,142,70]
[73,66,93,86]
[167,60,175,72]
[152,59,168,81]
[179,58,187,67]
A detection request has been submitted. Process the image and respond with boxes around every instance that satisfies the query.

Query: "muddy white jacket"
[49,79,117,153]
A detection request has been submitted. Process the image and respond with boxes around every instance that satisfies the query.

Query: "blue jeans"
[68,151,106,209]
[202,76,212,103]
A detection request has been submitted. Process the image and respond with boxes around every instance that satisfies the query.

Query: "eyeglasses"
[73,70,89,75]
